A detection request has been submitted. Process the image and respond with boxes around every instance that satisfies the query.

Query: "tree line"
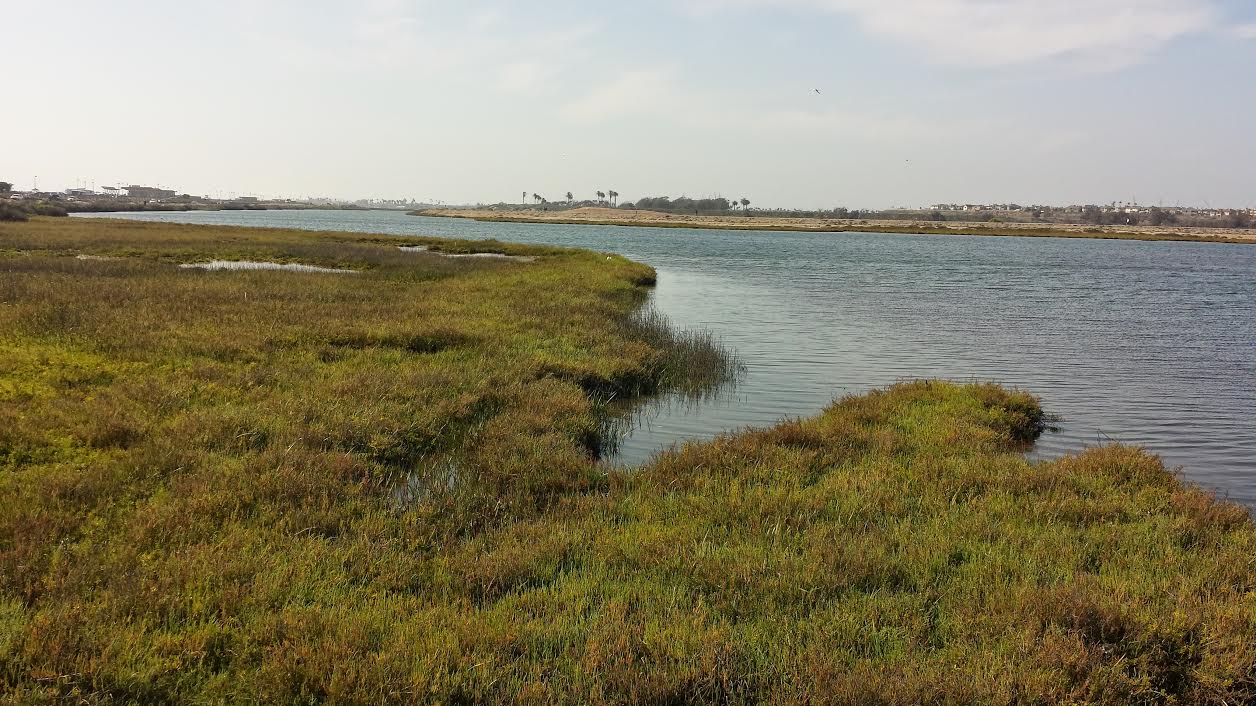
[628,196,750,215]
[522,190,620,207]
[507,190,1254,229]
[1079,205,1251,229]
[518,191,755,215]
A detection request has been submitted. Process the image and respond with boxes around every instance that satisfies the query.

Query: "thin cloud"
[1233,23,1256,39]
[232,1,599,80]
[748,107,953,140]
[691,0,1216,70]
[558,69,964,141]
[498,62,552,94]
[559,69,676,123]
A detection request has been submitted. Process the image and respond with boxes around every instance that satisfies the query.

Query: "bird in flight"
[813,88,821,95]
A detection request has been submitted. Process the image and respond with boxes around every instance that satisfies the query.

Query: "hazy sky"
[5,0,1256,208]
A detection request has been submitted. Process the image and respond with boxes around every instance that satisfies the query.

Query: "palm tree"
[596,191,606,204]
[608,190,618,207]
[566,191,574,204]
[522,191,527,205]
[740,198,751,210]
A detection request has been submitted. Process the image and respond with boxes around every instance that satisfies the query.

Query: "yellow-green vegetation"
[2,218,1254,704]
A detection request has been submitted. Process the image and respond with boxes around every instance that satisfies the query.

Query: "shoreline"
[64,203,378,214]
[415,207,1256,245]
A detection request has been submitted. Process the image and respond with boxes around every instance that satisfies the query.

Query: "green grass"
[2,218,1254,704]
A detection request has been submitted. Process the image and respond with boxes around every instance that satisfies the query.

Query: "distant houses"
[929,204,1022,213]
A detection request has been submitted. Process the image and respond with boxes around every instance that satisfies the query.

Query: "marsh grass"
[593,307,744,459]
[1,218,1254,704]
[620,307,744,398]
[0,201,68,223]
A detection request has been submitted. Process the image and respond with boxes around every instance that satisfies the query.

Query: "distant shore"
[415,207,1256,244]
[63,202,371,215]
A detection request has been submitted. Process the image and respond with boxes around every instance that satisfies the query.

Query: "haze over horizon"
[5,0,1256,209]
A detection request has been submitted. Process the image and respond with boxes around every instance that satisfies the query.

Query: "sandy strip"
[417,207,1256,244]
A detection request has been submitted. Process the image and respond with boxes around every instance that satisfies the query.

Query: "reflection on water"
[179,260,356,274]
[398,245,537,262]
[600,362,745,462]
[78,210,1256,506]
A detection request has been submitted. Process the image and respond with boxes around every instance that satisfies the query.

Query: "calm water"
[76,210,1256,506]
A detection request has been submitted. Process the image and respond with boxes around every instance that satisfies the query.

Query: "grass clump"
[1,218,1254,704]
[0,200,68,222]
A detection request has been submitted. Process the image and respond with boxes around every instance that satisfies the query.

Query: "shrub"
[0,202,30,222]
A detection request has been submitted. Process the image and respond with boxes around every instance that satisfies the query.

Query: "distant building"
[126,185,177,200]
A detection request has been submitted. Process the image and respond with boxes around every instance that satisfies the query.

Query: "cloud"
[559,69,677,123]
[232,1,599,81]
[468,7,507,29]
[747,107,953,140]
[690,0,1216,70]
[498,62,552,94]
[351,10,427,68]
[1233,23,1256,39]
[557,68,962,141]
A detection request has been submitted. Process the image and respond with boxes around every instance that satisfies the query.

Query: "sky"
[4,0,1256,208]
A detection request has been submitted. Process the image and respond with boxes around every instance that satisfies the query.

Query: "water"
[179,260,356,274]
[398,245,537,262]
[75,210,1256,506]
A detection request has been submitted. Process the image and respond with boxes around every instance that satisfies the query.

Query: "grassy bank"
[2,218,1254,704]
[61,202,373,215]
[417,208,1256,245]
[0,200,68,222]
